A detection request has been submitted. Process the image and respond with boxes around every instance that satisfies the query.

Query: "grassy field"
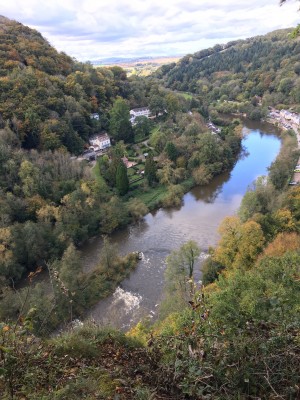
[131,185,167,209]
[92,162,107,185]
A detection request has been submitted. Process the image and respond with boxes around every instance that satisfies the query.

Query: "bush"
[201,256,224,284]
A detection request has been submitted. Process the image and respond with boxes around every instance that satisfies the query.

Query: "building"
[130,107,151,124]
[280,110,300,126]
[121,156,136,168]
[89,133,111,151]
[90,113,100,120]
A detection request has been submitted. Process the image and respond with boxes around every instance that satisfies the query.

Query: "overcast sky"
[0,0,299,61]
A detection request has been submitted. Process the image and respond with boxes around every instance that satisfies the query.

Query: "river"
[81,120,281,330]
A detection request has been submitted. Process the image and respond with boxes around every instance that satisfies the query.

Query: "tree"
[165,93,180,120]
[157,160,173,185]
[116,161,129,195]
[133,116,152,139]
[149,94,166,117]
[99,235,118,275]
[58,243,82,293]
[213,217,265,270]
[127,198,148,222]
[165,141,179,162]
[192,165,212,185]
[109,98,133,143]
[144,154,157,186]
[165,241,200,300]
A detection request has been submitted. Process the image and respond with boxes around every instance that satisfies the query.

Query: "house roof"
[130,107,150,113]
[89,133,110,142]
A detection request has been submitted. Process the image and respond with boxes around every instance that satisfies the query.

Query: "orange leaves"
[27,266,43,282]
[262,232,300,258]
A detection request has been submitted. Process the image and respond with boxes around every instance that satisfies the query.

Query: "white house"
[89,133,111,151]
[90,113,100,120]
[130,107,151,124]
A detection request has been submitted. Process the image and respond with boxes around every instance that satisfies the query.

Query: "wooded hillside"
[0,16,130,153]
[157,29,300,112]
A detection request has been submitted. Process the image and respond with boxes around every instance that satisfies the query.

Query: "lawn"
[127,167,136,177]
[133,163,145,171]
[92,162,106,185]
[129,185,167,209]
[179,92,193,100]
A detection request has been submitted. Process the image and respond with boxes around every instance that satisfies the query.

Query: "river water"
[81,120,281,330]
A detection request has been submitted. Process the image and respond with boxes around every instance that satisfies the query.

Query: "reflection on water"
[191,170,231,203]
[83,123,281,330]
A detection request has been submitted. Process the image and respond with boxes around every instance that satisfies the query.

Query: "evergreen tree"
[165,141,178,162]
[116,161,129,195]
[144,154,157,186]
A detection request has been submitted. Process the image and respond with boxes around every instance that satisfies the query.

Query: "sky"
[0,0,299,61]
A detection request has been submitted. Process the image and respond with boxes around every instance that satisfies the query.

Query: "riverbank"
[266,109,300,184]
[0,120,283,337]
[80,123,282,330]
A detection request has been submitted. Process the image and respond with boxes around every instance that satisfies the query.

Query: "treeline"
[156,29,300,115]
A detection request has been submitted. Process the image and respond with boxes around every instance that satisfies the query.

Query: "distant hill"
[93,56,181,77]
[157,29,300,110]
[0,16,130,153]
[92,56,154,65]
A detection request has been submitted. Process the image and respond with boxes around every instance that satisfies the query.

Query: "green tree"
[116,161,129,195]
[165,141,179,162]
[133,116,152,139]
[144,154,157,186]
[149,94,166,117]
[58,243,82,293]
[165,241,200,300]
[165,93,180,120]
[99,235,118,275]
[109,98,133,143]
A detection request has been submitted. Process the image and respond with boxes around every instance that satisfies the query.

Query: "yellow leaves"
[61,193,71,205]
[192,165,212,185]
[214,217,265,270]
[274,208,296,232]
[36,204,59,223]
[0,227,13,262]
[2,326,10,332]
[81,181,91,195]
[26,194,47,216]
[234,124,243,138]
[203,281,219,294]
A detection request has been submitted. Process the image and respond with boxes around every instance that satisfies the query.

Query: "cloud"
[0,0,299,60]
